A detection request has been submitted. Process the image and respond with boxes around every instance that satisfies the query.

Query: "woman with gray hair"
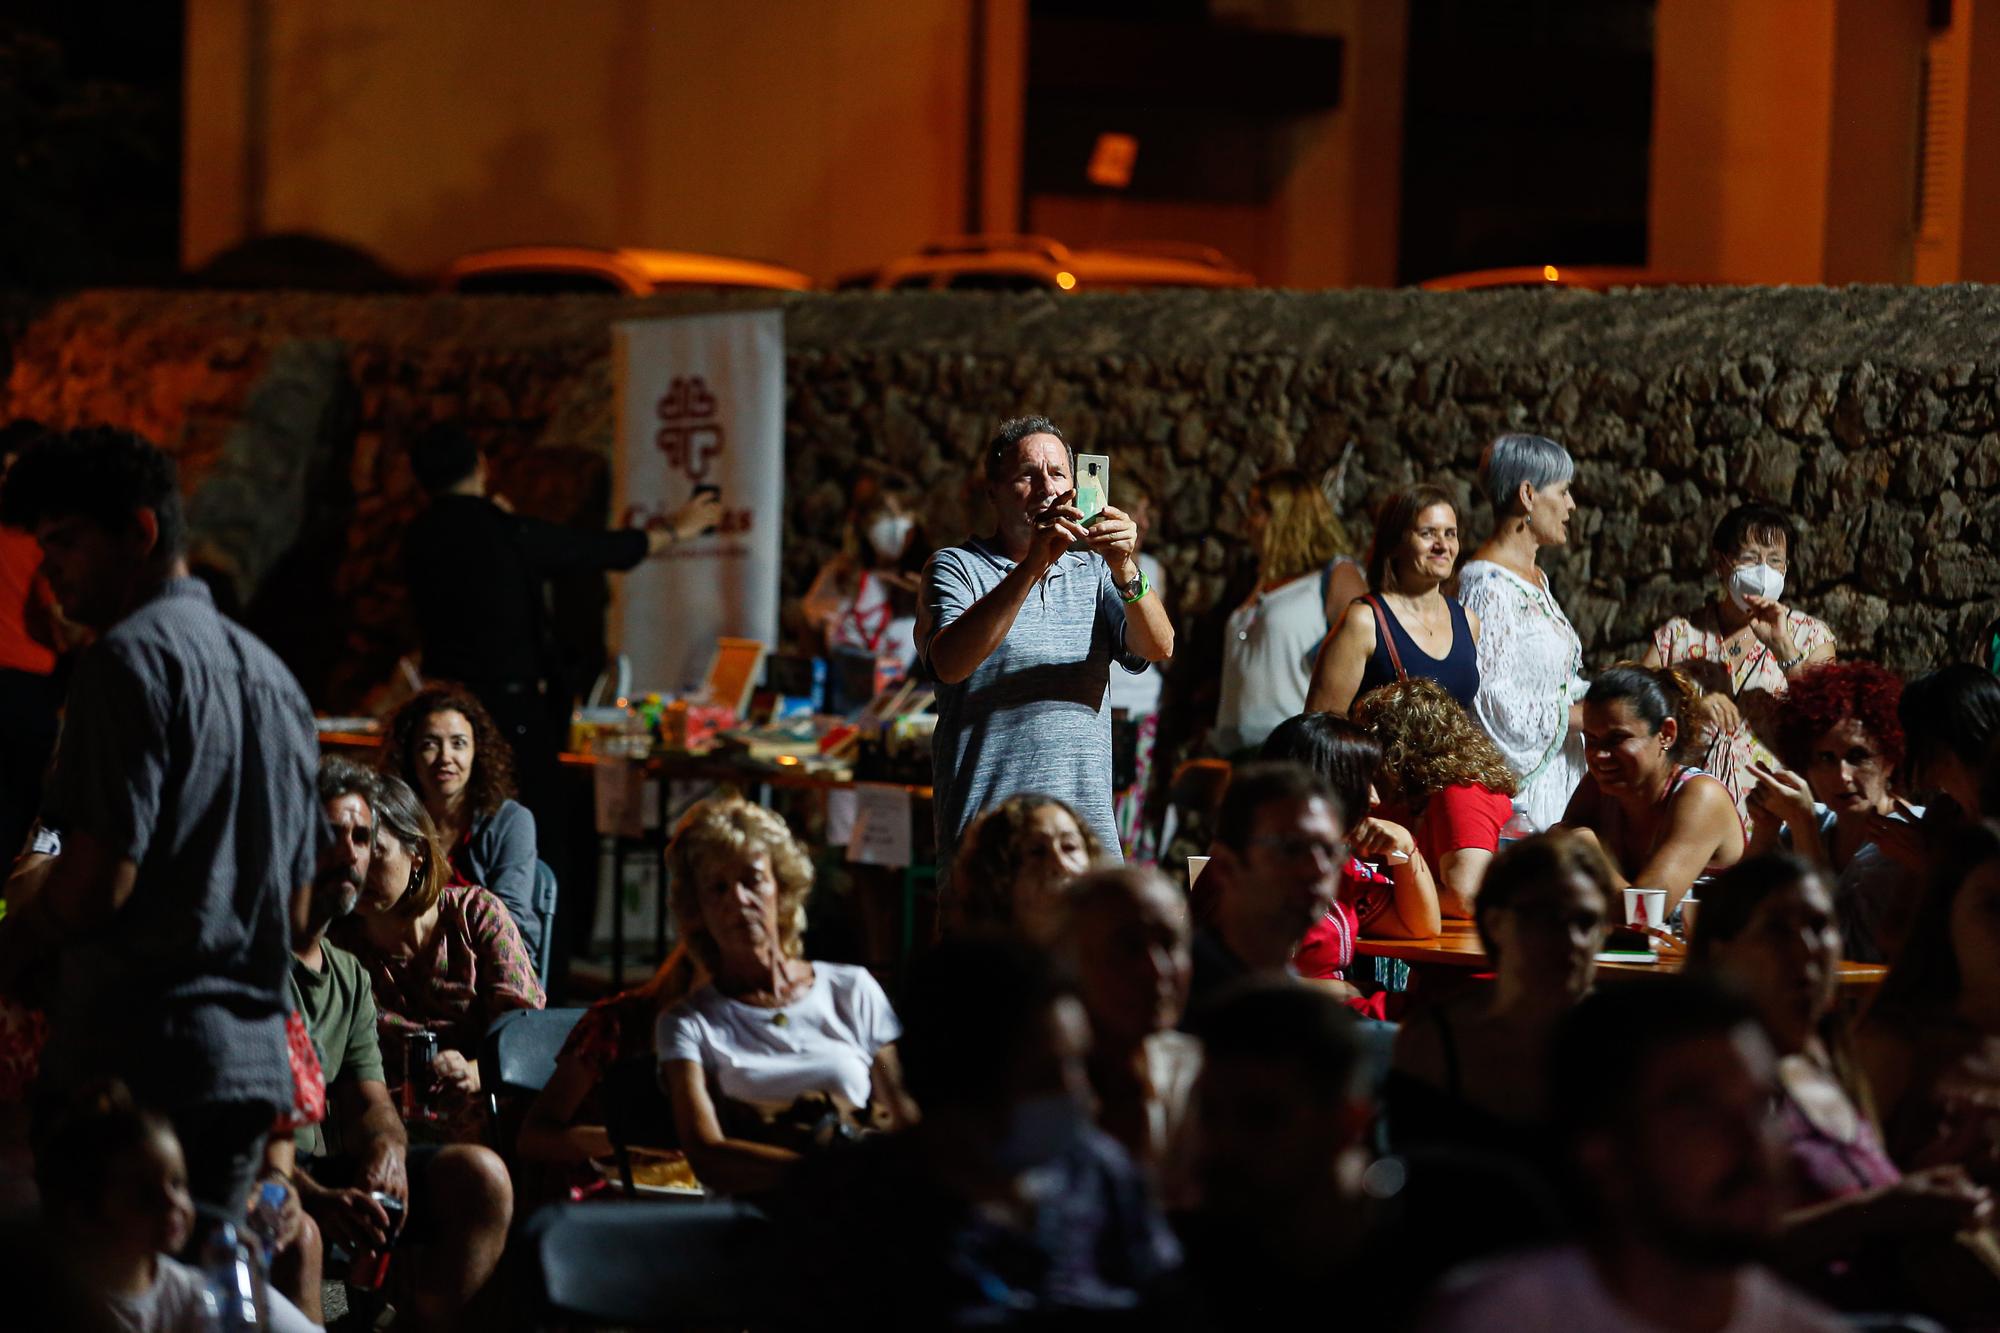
[1457,434,1590,830]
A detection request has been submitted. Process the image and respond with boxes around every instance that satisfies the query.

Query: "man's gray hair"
[984,415,1073,484]
[317,754,380,824]
[1478,433,1575,516]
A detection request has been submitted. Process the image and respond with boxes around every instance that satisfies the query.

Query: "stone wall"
[4,285,1996,710]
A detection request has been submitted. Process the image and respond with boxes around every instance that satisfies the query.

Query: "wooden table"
[1355,920,1889,987]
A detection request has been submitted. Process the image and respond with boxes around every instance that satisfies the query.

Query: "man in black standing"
[0,427,319,1222]
[400,425,715,983]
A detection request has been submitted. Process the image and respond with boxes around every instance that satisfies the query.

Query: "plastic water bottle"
[1497,805,1538,850]
[200,1220,265,1329]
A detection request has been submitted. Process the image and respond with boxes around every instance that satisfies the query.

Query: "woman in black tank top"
[1306,482,1482,717]
[1385,832,1614,1167]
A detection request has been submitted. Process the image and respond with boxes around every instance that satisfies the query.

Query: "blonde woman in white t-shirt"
[655,798,915,1196]
[1213,469,1367,755]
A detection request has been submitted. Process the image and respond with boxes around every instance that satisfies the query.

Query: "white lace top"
[1456,560,1589,831]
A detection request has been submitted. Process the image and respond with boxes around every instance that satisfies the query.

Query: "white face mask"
[1727,562,1785,612]
[867,514,914,561]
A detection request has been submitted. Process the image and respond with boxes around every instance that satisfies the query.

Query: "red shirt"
[1293,859,1394,980]
[0,529,54,675]
[1412,783,1513,874]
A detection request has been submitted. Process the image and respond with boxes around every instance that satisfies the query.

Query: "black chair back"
[523,1200,776,1326]
[531,859,559,986]
[480,1007,585,1154]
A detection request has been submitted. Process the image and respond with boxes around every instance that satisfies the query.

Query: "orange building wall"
[184,0,1012,283]
[1650,0,1927,284]
[1029,0,1406,288]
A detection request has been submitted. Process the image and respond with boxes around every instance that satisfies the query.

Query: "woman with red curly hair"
[1747,661,1924,963]
[379,684,544,967]
[1352,677,1521,917]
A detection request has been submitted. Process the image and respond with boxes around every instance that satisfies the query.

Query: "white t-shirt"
[656,961,901,1141]
[102,1255,321,1333]
[1214,560,1351,754]
[1419,1244,1845,1333]
[1106,554,1166,715]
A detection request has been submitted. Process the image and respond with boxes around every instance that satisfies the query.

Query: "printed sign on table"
[846,783,913,868]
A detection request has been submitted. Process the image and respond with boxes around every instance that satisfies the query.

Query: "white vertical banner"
[612,310,785,696]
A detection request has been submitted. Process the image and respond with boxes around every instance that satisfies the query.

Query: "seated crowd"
[12,420,2000,1333]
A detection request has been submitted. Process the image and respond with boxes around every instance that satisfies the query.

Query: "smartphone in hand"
[1075,455,1110,526]
[690,483,722,535]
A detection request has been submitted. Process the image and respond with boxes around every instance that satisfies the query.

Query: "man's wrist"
[1108,555,1140,585]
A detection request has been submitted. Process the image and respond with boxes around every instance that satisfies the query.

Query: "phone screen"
[1075,454,1110,526]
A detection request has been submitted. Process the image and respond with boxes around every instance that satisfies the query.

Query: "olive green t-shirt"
[289,941,384,1158]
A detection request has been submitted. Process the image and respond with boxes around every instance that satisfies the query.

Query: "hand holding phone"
[668,487,723,539]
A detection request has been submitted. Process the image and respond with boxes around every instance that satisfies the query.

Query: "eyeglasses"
[1248,835,1349,865]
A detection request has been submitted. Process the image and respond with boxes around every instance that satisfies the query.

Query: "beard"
[313,869,364,929]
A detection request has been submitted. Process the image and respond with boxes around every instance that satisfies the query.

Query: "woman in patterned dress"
[1644,503,1837,820]
[335,774,544,1142]
[1457,433,1590,832]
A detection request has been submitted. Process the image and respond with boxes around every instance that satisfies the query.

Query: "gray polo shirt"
[918,538,1148,866]
[40,577,318,1113]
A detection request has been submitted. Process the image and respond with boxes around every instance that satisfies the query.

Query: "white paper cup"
[1624,887,1667,932]
[1187,856,1210,886]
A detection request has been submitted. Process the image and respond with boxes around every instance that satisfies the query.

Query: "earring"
[407,854,424,897]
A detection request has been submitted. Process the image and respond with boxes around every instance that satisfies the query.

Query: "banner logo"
[654,375,724,482]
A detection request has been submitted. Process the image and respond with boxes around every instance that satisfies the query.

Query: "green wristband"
[1119,570,1151,604]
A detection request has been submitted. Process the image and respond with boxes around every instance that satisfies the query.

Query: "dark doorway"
[1397,0,1656,285]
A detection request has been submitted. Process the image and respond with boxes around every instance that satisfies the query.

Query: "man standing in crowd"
[1420,979,1846,1332]
[919,415,1174,867]
[401,424,716,977]
[0,427,317,1219]
[1186,762,1347,1012]
[264,756,512,1327]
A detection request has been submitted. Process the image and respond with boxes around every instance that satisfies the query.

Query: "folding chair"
[522,1200,775,1328]
[479,1007,585,1156]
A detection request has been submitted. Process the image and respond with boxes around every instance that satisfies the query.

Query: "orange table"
[1354,920,1888,987]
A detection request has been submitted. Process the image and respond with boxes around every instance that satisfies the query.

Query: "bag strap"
[1366,595,1409,681]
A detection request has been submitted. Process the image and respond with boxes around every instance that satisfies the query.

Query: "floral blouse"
[1457,560,1589,831]
[1650,602,1834,818]
[335,884,544,1135]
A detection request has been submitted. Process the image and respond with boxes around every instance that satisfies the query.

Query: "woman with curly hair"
[943,794,1103,943]
[380,683,543,966]
[1744,662,1924,963]
[1353,677,1521,916]
[1560,664,1746,913]
[1213,468,1367,754]
[655,796,912,1196]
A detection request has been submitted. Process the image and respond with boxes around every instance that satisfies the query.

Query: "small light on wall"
[1055,271,1077,290]
[1086,132,1139,189]
[1542,265,1560,282]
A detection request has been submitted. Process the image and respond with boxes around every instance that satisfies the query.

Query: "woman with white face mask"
[801,482,924,698]
[1643,503,1837,820]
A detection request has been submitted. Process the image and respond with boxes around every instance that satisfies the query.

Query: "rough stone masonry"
[3,285,1996,710]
